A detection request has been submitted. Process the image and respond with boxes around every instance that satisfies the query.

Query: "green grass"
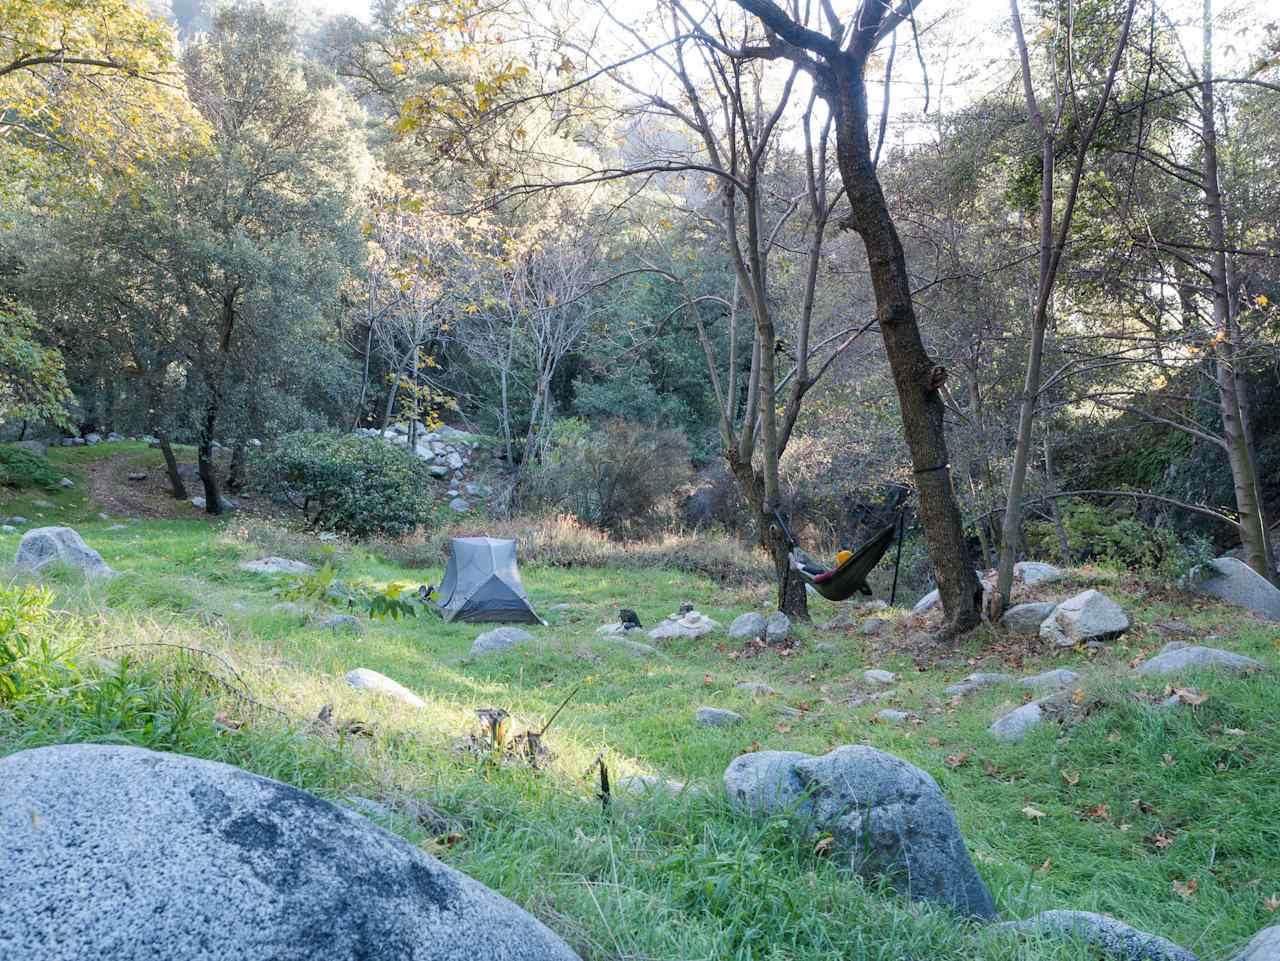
[1,446,1277,960]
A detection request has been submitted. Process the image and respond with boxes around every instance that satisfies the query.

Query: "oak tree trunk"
[829,58,979,634]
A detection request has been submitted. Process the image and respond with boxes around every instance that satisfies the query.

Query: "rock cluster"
[353,424,487,488]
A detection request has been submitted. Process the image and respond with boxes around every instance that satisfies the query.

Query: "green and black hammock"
[776,511,903,603]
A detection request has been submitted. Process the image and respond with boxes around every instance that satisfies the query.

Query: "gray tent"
[435,537,543,624]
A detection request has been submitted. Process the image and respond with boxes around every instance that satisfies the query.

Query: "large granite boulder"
[989,702,1045,743]
[1137,642,1264,678]
[0,744,581,961]
[14,526,114,578]
[764,611,791,644]
[997,910,1198,961]
[470,627,535,658]
[1194,557,1280,620]
[1234,925,1280,961]
[1039,589,1128,647]
[695,706,744,727]
[1000,601,1056,634]
[723,747,995,919]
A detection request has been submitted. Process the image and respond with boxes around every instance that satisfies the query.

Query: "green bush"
[262,431,435,538]
[0,444,61,490]
[527,419,691,535]
[1027,502,1215,580]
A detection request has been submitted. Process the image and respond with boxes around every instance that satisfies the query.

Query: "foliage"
[0,300,73,429]
[263,431,435,538]
[0,444,62,490]
[1027,502,1215,580]
[527,419,691,535]
[0,583,57,703]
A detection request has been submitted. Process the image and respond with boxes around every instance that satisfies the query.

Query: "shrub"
[0,444,61,490]
[527,420,691,534]
[1027,502,1214,580]
[261,431,435,538]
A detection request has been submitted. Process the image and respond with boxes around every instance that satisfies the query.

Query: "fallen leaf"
[1264,894,1280,913]
[1039,857,1052,872]
[1224,728,1247,736]
[982,759,1000,777]
[214,712,244,731]
[776,723,792,734]
[1161,753,1176,767]
[1061,770,1080,786]
[1153,832,1174,848]
[945,752,970,768]
[703,673,713,686]
[1106,732,1121,743]
[927,736,942,747]
[1022,805,1048,821]
[814,835,835,857]
[1087,803,1111,820]
[1119,822,1131,832]
[1174,687,1209,706]
[1071,688,1086,705]
[1172,878,1198,899]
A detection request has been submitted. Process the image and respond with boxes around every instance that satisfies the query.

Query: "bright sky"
[300,0,1270,130]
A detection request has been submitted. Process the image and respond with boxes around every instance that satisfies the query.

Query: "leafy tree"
[0,299,72,429]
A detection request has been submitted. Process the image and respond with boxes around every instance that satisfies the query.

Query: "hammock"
[785,520,901,603]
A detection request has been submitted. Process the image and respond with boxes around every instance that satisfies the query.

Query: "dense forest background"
[3,0,1279,621]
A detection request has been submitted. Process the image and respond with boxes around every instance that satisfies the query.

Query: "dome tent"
[435,537,543,624]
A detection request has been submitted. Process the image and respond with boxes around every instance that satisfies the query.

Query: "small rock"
[1153,619,1195,637]
[604,637,661,658]
[316,614,362,633]
[84,432,102,445]
[1013,561,1064,586]
[997,910,1198,961]
[429,464,449,478]
[318,532,338,542]
[58,478,74,489]
[14,526,115,578]
[127,472,147,482]
[33,499,55,509]
[548,603,575,612]
[345,668,426,709]
[944,673,1012,696]
[239,557,315,576]
[10,516,28,525]
[1000,601,1057,634]
[876,709,911,724]
[735,682,775,696]
[1039,589,1129,647]
[861,617,887,636]
[864,669,897,685]
[446,452,464,470]
[1137,643,1264,677]
[96,512,110,521]
[990,702,1044,742]
[1,525,15,534]
[449,497,470,514]
[1018,668,1080,689]
[470,627,536,657]
[270,602,309,618]
[1234,925,1280,961]
[764,611,791,644]
[106,524,127,531]
[695,706,744,727]
[728,612,766,639]
[813,642,838,653]
[614,774,687,797]
[648,611,719,640]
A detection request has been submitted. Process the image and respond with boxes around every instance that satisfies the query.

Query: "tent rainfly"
[435,537,543,624]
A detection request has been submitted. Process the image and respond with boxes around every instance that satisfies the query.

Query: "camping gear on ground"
[435,536,543,624]
[775,509,904,603]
